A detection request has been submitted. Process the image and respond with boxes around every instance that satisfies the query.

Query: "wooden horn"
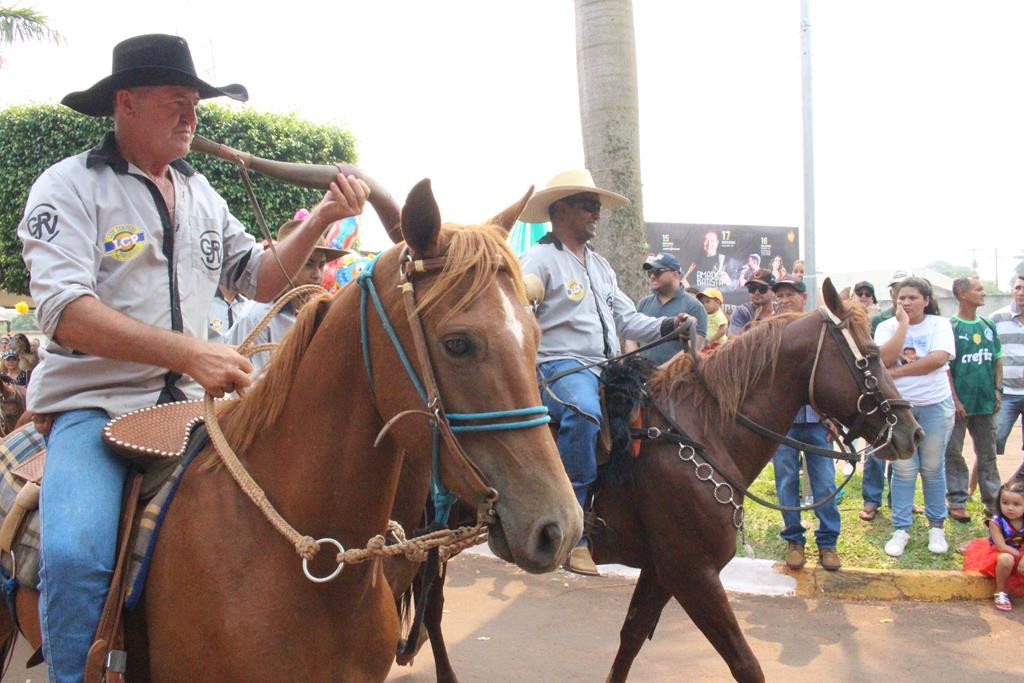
[190,134,402,243]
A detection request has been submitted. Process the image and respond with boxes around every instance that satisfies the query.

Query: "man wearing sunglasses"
[727,268,778,337]
[627,253,707,364]
[519,170,693,575]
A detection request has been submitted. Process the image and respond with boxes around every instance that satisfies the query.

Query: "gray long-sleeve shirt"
[519,235,667,370]
[18,133,264,416]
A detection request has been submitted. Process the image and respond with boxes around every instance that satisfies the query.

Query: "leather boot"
[785,542,806,570]
[818,547,842,571]
[565,545,600,576]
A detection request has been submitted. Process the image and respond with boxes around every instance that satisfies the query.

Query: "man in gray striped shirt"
[992,274,1024,468]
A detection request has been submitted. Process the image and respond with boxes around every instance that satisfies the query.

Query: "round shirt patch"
[103,224,147,261]
[984,327,994,342]
[566,277,586,303]
[209,318,224,333]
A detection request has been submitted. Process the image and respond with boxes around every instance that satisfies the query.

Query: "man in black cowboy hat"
[17,34,369,681]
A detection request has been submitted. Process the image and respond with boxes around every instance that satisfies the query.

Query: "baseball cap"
[853,281,877,303]
[643,253,681,273]
[771,278,806,294]
[747,268,775,287]
[697,287,724,303]
[888,270,913,287]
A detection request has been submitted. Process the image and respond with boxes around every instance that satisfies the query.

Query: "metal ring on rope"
[301,537,347,583]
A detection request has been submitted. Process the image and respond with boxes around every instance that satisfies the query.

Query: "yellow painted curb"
[777,564,996,601]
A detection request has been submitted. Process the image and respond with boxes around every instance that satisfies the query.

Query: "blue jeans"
[995,393,1024,454]
[772,422,841,548]
[39,409,128,683]
[538,360,602,511]
[861,453,889,507]
[890,397,954,530]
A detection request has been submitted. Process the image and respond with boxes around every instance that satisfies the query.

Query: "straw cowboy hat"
[518,169,630,223]
[61,34,248,117]
[276,220,347,262]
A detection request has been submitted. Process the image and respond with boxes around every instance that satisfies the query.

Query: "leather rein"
[639,308,910,514]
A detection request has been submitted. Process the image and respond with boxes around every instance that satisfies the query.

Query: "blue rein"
[356,254,550,524]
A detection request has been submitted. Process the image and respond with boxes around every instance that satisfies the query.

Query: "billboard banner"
[645,223,800,304]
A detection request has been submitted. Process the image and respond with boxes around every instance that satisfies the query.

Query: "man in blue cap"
[627,252,707,363]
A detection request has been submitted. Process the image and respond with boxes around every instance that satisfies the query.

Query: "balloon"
[293,208,310,221]
[14,301,29,315]
[326,216,359,252]
[321,264,339,293]
[335,256,373,288]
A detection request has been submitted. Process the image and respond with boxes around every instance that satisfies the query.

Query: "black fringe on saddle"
[599,356,657,489]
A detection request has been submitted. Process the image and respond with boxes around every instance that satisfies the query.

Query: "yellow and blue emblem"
[566,277,586,303]
[103,224,147,261]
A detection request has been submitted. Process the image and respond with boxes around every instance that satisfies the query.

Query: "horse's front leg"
[662,567,764,683]
[605,567,671,683]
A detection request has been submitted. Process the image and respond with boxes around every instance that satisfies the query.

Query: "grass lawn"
[736,464,991,571]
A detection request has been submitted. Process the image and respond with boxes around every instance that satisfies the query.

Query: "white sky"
[1,1,1022,286]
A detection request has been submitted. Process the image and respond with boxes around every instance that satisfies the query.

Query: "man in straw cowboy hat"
[520,170,693,575]
[226,216,347,373]
[17,34,369,680]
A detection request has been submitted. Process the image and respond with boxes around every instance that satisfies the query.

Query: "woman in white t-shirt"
[874,277,956,558]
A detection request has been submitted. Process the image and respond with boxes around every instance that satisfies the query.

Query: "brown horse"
[0,179,582,681]
[406,279,922,682]
[590,279,921,682]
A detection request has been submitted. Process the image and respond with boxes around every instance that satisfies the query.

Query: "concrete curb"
[464,545,1002,601]
[778,564,998,601]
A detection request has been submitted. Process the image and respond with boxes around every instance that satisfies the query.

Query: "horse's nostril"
[913,427,924,446]
[535,521,563,559]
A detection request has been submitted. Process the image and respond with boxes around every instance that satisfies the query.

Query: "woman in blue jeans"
[874,278,956,557]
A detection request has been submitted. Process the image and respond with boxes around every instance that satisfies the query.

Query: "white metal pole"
[801,0,818,308]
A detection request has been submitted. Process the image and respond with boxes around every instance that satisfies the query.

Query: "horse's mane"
[415,223,528,321]
[647,301,872,432]
[211,222,525,461]
[213,291,330,461]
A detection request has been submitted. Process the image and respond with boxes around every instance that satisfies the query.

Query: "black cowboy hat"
[61,34,248,117]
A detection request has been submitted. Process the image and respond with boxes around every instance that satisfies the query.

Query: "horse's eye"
[443,337,473,357]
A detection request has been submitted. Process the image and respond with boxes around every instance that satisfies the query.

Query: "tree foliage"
[0,6,63,67]
[926,260,1001,293]
[0,103,356,294]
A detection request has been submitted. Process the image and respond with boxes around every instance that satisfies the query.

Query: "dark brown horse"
[590,279,921,682]
[0,180,582,681]
[405,279,922,682]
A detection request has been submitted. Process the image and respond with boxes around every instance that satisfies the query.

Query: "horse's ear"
[485,186,535,236]
[821,277,845,317]
[400,178,441,256]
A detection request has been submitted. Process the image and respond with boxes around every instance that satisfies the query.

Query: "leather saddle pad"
[102,398,230,469]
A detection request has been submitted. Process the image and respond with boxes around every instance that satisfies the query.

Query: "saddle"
[0,399,222,681]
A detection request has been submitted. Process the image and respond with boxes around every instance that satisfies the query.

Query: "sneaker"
[994,591,1013,612]
[927,527,948,554]
[785,542,806,570]
[885,530,911,557]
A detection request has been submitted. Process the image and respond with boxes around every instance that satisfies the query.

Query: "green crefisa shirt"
[949,316,1002,415]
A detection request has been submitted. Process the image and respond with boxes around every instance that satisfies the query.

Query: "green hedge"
[0,103,356,294]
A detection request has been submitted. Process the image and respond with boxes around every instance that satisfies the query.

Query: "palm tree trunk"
[574,0,647,302]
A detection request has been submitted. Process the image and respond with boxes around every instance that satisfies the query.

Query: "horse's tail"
[0,605,19,680]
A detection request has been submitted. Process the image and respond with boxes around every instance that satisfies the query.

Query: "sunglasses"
[562,196,602,213]
[855,290,874,298]
[746,283,770,294]
[648,268,669,277]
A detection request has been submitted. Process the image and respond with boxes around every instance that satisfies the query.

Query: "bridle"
[735,307,910,463]
[641,307,911,515]
[357,246,551,526]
